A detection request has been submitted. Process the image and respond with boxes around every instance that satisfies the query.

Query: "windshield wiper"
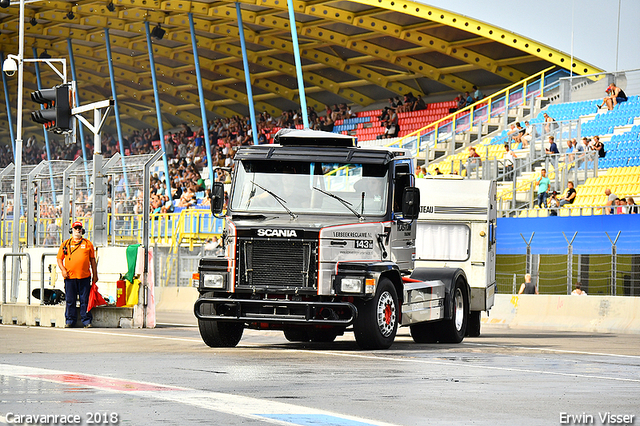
[313,186,363,220]
[250,181,297,220]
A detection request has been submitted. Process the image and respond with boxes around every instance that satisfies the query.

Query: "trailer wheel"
[197,294,244,347]
[410,321,440,343]
[466,311,481,337]
[354,278,398,350]
[438,278,469,343]
[284,329,310,342]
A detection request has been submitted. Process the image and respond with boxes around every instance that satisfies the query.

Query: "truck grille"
[237,239,318,289]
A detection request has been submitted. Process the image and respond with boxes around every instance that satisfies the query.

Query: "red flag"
[87,284,107,312]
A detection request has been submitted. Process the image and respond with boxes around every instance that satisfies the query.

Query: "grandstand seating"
[422,90,640,216]
[573,167,640,208]
[167,73,639,219]
[331,101,457,140]
[263,100,456,142]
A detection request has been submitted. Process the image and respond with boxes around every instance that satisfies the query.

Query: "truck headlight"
[341,277,363,293]
[202,273,226,289]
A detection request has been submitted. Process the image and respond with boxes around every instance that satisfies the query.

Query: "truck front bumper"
[194,297,357,326]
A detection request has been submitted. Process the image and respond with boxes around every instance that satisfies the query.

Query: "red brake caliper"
[384,303,392,325]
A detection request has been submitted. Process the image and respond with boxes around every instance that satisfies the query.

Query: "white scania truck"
[194,129,496,349]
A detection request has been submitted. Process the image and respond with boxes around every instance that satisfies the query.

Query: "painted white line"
[0,363,399,426]
[462,341,640,359]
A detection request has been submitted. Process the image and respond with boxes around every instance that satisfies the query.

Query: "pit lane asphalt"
[1,312,638,426]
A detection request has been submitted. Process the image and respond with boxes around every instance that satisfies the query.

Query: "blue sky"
[423,0,640,73]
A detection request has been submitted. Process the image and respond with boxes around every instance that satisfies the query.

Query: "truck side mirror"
[402,187,420,220]
[211,182,225,215]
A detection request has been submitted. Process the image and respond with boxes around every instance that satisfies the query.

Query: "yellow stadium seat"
[559,208,570,217]
[571,208,581,217]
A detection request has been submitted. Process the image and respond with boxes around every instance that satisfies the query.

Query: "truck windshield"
[231,160,389,216]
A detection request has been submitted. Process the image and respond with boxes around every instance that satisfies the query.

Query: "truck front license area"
[194,296,357,328]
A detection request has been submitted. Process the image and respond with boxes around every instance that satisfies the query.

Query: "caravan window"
[415,223,470,261]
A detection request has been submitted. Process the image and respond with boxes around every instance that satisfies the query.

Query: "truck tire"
[437,278,469,343]
[197,294,244,347]
[410,321,440,343]
[284,329,310,342]
[354,278,398,350]
[466,311,481,337]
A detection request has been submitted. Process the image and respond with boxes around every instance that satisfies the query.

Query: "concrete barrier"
[0,303,133,328]
[482,294,640,334]
[155,286,198,312]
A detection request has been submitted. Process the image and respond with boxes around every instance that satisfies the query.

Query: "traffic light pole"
[4,0,69,301]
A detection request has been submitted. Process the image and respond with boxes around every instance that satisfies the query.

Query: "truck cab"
[195,129,491,349]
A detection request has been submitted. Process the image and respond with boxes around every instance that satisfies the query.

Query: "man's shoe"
[84,324,92,328]
[64,324,72,328]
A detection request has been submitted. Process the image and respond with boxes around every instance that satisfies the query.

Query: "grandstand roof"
[0,0,603,138]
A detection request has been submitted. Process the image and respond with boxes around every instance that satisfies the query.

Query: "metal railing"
[384,66,564,158]
[555,68,640,104]
[0,209,224,248]
[496,151,600,215]
[2,252,31,304]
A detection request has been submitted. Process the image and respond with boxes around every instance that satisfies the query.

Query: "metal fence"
[497,254,640,296]
[0,153,165,249]
[153,242,222,287]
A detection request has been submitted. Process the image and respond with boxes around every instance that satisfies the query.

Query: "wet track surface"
[1,312,638,426]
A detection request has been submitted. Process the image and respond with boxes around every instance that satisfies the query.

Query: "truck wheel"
[438,279,469,343]
[354,278,398,350]
[197,294,244,347]
[410,321,440,343]
[284,329,310,342]
[466,311,481,337]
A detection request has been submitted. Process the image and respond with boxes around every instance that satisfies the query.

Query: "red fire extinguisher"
[116,278,126,307]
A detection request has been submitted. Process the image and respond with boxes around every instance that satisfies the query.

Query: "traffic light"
[30,84,72,133]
